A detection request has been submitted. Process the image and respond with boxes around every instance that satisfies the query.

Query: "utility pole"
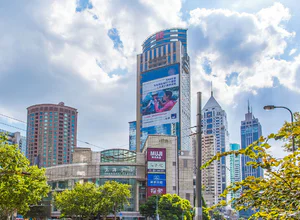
[195,92,203,220]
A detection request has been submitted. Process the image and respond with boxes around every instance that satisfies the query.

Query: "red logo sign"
[147,148,166,161]
[156,31,164,40]
[147,187,166,197]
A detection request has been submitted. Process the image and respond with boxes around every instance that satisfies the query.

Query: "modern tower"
[136,28,190,152]
[240,102,263,180]
[202,90,230,203]
[239,102,263,218]
[229,143,241,200]
[26,102,78,167]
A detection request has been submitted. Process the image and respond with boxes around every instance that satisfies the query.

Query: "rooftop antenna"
[211,81,213,96]
[248,99,250,113]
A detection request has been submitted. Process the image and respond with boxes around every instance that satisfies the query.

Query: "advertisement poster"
[147,148,166,161]
[147,174,166,187]
[147,161,166,173]
[147,187,166,197]
[141,64,179,128]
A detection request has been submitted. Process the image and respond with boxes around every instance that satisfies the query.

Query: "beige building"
[46,135,194,218]
[192,134,217,207]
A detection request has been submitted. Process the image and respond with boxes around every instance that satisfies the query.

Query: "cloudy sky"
[0,0,299,157]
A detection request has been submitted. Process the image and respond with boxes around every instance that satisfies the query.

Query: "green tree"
[99,181,131,220]
[54,182,100,219]
[158,194,193,220]
[0,134,49,219]
[202,113,300,219]
[139,195,160,219]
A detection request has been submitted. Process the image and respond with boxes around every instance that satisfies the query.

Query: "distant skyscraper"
[136,28,190,152]
[229,143,241,200]
[240,103,263,180]
[202,90,230,202]
[129,121,136,151]
[26,102,78,167]
[0,129,26,155]
[240,102,263,218]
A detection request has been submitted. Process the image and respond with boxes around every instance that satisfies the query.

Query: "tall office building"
[229,143,241,200]
[129,121,137,151]
[136,28,190,152]
[202,91,230,202]
[240,103,263,180]
[240,103,263,218]
[0,129,26,155]
[26,102,78,167]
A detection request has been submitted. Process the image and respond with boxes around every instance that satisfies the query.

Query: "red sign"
[156,31,164,40]
[147,187,166,197]
[147,148,166,161]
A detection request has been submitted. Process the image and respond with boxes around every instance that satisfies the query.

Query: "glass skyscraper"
[136,28,190,152]
[239,103,263,218]
[202,91,230,203]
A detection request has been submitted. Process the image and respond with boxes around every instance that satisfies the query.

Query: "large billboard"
[147,148,166,161]
[141,64,179,128]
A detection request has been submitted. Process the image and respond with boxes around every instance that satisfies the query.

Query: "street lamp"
[263,105,295,152]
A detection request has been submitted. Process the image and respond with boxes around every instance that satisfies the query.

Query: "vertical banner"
[146,148,167,198]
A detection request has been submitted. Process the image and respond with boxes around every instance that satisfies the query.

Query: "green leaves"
[201,112,300,219]
[54,181,131,219]
[0,133,49,217]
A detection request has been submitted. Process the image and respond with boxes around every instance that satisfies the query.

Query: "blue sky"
[0,0,299,157]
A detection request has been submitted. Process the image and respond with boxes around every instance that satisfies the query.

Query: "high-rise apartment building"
[26,102,78,167]
[202,91,230,202]
[201,134,217,206]
[0,129,26,155]
[129,121,137,151]
[136,28,190,152]
[229,143,241,200]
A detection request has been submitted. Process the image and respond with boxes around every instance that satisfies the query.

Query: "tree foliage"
[0,133,49,219]
[140,194,193,220]
[54,181,131,220]
[158,194,193,220]
[54,182,100,219]
[202,113,300,219]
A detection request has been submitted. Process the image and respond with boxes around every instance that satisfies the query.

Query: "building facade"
[26,102,78,167]
[46,135,194,219]
[240,105,263,180]
[129,121,137,151]
[201,91,230,203]
[239,105,263,218]
[229,143,241,200]
[136,28,191,152]
[0,129,26,155]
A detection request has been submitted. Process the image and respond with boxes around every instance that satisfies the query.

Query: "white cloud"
[188,3,298,105]
[289,48,297,56]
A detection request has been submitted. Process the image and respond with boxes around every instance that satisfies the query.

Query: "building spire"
[248,99,250,113]
[211,81,213,97]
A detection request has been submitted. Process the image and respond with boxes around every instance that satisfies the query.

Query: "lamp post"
[263,105,295,152]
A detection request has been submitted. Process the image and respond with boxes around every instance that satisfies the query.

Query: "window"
[183,159,188,168]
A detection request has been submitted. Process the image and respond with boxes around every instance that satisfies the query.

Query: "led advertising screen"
[147,148,166,161]
[141,64,179,128]
[147,174,166,187]
[147,161,166,173]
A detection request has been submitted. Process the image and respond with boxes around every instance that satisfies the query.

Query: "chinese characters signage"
[100,166,136,176]
[156,31,164,40]
[147,187,166,197]
[147,174,166,187]
[147,161,166,173]
[147,148,166,161]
